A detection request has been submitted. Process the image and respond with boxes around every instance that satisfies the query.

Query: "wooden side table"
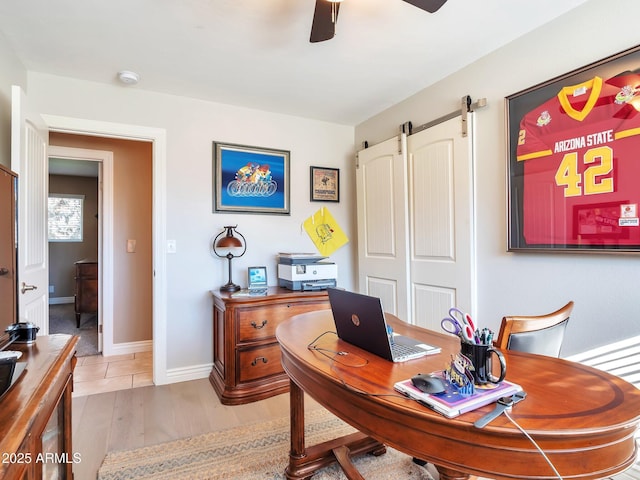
[209,287,330,405]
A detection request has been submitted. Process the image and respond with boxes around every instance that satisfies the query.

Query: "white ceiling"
[0,0,588,126]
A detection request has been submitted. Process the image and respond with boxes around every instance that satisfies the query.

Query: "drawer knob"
[251,356,268,366]
[251,320,268,329]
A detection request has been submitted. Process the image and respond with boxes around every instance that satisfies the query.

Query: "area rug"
[49,303,98,356]
[98,407,434,480]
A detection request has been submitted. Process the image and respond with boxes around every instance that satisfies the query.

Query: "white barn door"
[356,134,411,321]
[11,86,49,332]
[408,115,476,331]
[356,115,476,328]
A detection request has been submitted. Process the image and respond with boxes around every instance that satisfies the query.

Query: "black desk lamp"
[212,225,246,292]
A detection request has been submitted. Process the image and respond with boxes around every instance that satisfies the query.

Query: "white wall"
[0,30,27,169]
[355,0,640,356]
[27,73,356,372]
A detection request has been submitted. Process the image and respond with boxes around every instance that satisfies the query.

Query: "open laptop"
[327,288,440,362]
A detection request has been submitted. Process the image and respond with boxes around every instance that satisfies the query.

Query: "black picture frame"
[310,166,340,202]
[507,44,640,253]
[213,142,290,215]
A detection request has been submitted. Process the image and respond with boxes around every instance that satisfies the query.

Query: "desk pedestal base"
[285,380,387,480]
[413,459,470,480]
[435,465,471,480]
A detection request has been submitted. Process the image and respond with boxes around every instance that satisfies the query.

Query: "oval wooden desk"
[276,310,640,480]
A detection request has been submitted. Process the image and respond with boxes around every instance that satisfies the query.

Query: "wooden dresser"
[74,260,98,328]
[0,334,78,480]
[210,287,330,405]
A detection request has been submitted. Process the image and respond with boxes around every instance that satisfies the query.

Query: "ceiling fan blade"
[402,0,447,13]
[310,0,339,43]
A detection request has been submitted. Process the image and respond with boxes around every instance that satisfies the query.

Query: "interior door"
[11,85,49,332]
[356,134,411,321]
[408,115,476,331]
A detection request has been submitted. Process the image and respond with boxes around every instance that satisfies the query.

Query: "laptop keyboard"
[391,343,427,361]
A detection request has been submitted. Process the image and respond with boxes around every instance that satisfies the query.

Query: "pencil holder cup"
[460,341,506,385]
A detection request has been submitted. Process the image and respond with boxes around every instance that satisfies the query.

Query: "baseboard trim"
[106,340,153,357]
[49,297,74,305]
[164,363,212,384]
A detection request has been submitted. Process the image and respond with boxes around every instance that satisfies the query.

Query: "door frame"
[42,114,168,385]
[48,146,112,354]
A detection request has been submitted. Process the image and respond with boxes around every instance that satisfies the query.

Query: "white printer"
[277,253,337,291]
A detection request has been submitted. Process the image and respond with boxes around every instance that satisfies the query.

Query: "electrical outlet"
[49,285,54,293]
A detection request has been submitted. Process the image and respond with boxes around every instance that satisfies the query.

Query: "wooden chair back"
[494,301,574,357]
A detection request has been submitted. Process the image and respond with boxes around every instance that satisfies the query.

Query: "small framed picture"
[310,166,339,202]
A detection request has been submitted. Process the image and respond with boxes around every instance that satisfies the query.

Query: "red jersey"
[516,74,640,246]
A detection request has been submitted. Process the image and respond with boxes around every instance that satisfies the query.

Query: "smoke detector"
[117,70,140,85]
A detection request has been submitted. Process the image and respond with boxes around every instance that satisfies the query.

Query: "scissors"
[441,307,477,343]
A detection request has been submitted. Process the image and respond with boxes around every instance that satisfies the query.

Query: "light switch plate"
[127,239,136,253]
[167,239,177,254]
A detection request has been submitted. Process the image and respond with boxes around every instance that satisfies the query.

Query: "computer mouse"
[411,373,446,394]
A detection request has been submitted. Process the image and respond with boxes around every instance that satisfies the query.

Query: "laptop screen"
[248,266,267,289]
[327,288,395,361]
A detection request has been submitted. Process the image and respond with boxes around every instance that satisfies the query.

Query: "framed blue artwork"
[213,142,290,215]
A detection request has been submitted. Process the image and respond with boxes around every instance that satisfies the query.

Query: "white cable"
[504,410,563,480]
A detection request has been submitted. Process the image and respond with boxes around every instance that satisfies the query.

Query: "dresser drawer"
[237,301,329,342]
[210,288,329,405]
[238,344,283,382]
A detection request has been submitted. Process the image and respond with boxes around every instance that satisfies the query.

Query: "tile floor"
[73,351,153,396]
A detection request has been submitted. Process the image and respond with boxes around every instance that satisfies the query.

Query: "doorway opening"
[40,114,168,387]
[46,136,155,395]
[48,155,101,357]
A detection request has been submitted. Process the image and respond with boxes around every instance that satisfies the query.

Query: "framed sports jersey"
[507,44,640,253]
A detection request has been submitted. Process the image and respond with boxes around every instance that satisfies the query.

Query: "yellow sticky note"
[303,208,349,256]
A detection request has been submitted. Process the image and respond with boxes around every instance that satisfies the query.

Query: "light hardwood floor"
[71,378,318,479]
[71,379,453,480]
